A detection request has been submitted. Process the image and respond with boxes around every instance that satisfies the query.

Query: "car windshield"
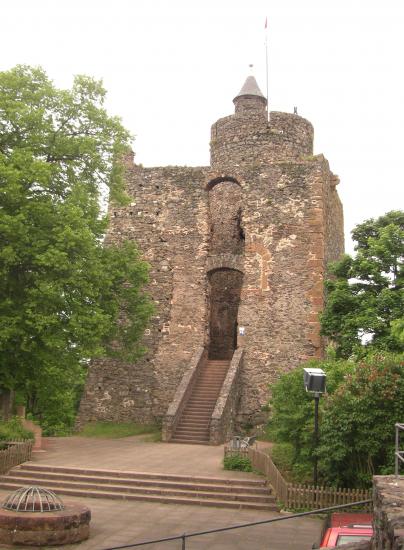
[337,535,372,546]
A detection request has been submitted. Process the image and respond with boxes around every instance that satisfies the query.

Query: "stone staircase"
[170,359,230,444]
[0,463,277,510]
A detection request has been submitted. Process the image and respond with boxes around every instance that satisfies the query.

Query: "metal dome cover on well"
[2,486,65,512]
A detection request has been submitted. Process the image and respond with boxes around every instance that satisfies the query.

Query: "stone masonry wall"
[78,164,211,424]
[211,111,314,170]
[232,159,335,425]
[373,476,404,550]
[79,94,344,429]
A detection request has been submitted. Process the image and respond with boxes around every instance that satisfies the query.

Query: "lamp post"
[303,368,326,486]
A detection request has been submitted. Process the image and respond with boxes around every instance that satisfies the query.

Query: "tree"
[317,354,404,487]
[0,66,153,432]
[321,211,404,358]
[267,357,355,482]
[267,353,404,487]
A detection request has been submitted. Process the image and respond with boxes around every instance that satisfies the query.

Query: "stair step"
[19,465,267,487]
[183,406,212,410]
[0,482,276,510]
[187,402,217,405]
[177,424,209,429]
[181,411,212,416]
[182,413,212,417]
[169,439,212,445]
[6,471,269,494]
[0,476,272,504]
[193,392,221,395]
[190,396,219,400]
[174,432,209,438]
[177,420,209,430]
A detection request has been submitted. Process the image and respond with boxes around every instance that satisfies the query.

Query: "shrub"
[223,453,252,472]
[317,353,404,487]
[267,353,404,488]
[0,417,34,441]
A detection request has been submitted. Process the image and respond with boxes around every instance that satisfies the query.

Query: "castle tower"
[78,75,344,439]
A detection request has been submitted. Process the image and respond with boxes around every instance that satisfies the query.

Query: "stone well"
[0,486,91,546]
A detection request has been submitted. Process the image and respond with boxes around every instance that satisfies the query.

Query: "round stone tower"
[210,75,314,170]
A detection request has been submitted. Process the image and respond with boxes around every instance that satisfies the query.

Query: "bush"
[24,362,86,436]
[223,453,252,472]
[267,353,404,488]
[267,358,355,481]
[0,417,34,441]
[317,353,404,487]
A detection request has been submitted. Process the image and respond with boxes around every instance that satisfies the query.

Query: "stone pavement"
[0,436,322,549]
[29,435,260,479]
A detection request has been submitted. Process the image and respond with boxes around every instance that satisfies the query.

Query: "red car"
[315,513,373,548]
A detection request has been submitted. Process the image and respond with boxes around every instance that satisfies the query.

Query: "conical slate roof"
[234,75,266,100]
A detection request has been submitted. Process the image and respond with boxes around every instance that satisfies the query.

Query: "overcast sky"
[2,0,403,253]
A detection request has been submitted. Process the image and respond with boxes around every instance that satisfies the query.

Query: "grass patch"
[223,454,252,472]
[78,422,160,439]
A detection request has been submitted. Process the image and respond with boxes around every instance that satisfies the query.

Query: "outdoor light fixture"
[303,368,326,394]
[303,368,326,486]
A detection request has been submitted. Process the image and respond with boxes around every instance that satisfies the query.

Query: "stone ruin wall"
[78,163,211,424]
[78,101,344,429]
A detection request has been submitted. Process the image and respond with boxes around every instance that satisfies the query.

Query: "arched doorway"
[208,268,243,360]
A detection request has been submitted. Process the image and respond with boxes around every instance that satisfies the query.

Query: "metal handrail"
[395,422,404,477]
[101,499,372,550]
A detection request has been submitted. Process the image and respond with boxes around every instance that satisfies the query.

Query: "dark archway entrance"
[208,268,243,360]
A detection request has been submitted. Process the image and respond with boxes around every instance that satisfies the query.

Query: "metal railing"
[395,422,404,477]
[101,499,372,550]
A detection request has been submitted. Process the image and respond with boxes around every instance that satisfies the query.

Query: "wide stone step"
[5,470,269,494]
[0,476,272,504]
[18,464,266,487]
[0,482,276,510]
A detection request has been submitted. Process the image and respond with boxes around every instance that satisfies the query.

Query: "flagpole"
[265,17,269,123]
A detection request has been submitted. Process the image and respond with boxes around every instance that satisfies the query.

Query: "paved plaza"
[0,436,322,549]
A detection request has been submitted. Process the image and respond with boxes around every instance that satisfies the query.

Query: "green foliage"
[78,422,160,439]
[268,354,404,488]
[317,353,404,487]
[267,359,355,482]
[321,211,404,358]
[223,453,252,472]
[25,362,86,436]
[0,65,154,433]
[270,443,295,477]
[0,417,34,441]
